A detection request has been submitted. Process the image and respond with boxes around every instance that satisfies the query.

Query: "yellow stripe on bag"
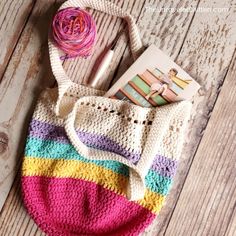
[22,157,165,213]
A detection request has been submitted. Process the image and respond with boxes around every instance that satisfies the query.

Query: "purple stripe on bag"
[77,131,141,164]
[28,119,177,177]
[29,119,141,164]
[151,155,177,178]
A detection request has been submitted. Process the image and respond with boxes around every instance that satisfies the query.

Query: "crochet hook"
[89,29,124,88]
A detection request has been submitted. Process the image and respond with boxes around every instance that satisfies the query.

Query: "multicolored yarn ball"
[51,7,96,59]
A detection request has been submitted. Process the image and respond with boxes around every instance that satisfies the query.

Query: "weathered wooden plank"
[1,0,236,235]
[141,0,236,234]
[0,0,200,234]
[164,50,236,235]
[0,0,60,211]
[0,174,46,236]
[225,206,236,236]
[0,0,35,80]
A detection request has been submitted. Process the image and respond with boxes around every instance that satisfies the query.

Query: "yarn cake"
[51,7,96,59]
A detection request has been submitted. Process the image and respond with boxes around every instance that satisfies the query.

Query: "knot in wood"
[0,132,9,154]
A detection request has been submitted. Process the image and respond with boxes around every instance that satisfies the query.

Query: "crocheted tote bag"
[21,0,192,235]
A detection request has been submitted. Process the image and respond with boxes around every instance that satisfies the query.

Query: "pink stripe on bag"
[22,176,155,236]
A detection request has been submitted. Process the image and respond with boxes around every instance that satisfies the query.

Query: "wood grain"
[0,0,35,80]
[225,204,236,236]
[165,50,236,236]
[0,174,45,236]
[0,0,201,234]
[0,0,60,211]
[0,0,236,235]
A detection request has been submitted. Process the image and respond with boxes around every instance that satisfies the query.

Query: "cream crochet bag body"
[21,0,192,235]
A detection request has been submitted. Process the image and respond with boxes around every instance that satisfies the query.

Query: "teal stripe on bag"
[25,136,172,195]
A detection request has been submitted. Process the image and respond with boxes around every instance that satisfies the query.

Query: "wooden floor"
[0,0,236,235]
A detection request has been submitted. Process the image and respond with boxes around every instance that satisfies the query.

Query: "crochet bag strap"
[48,0,144,116]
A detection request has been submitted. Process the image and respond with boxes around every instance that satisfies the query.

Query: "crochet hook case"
[21,0,192,235]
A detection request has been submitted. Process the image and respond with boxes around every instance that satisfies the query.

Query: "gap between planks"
[0,0,236,235]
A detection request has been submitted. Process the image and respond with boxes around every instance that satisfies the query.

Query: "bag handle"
[48,0,144,116]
